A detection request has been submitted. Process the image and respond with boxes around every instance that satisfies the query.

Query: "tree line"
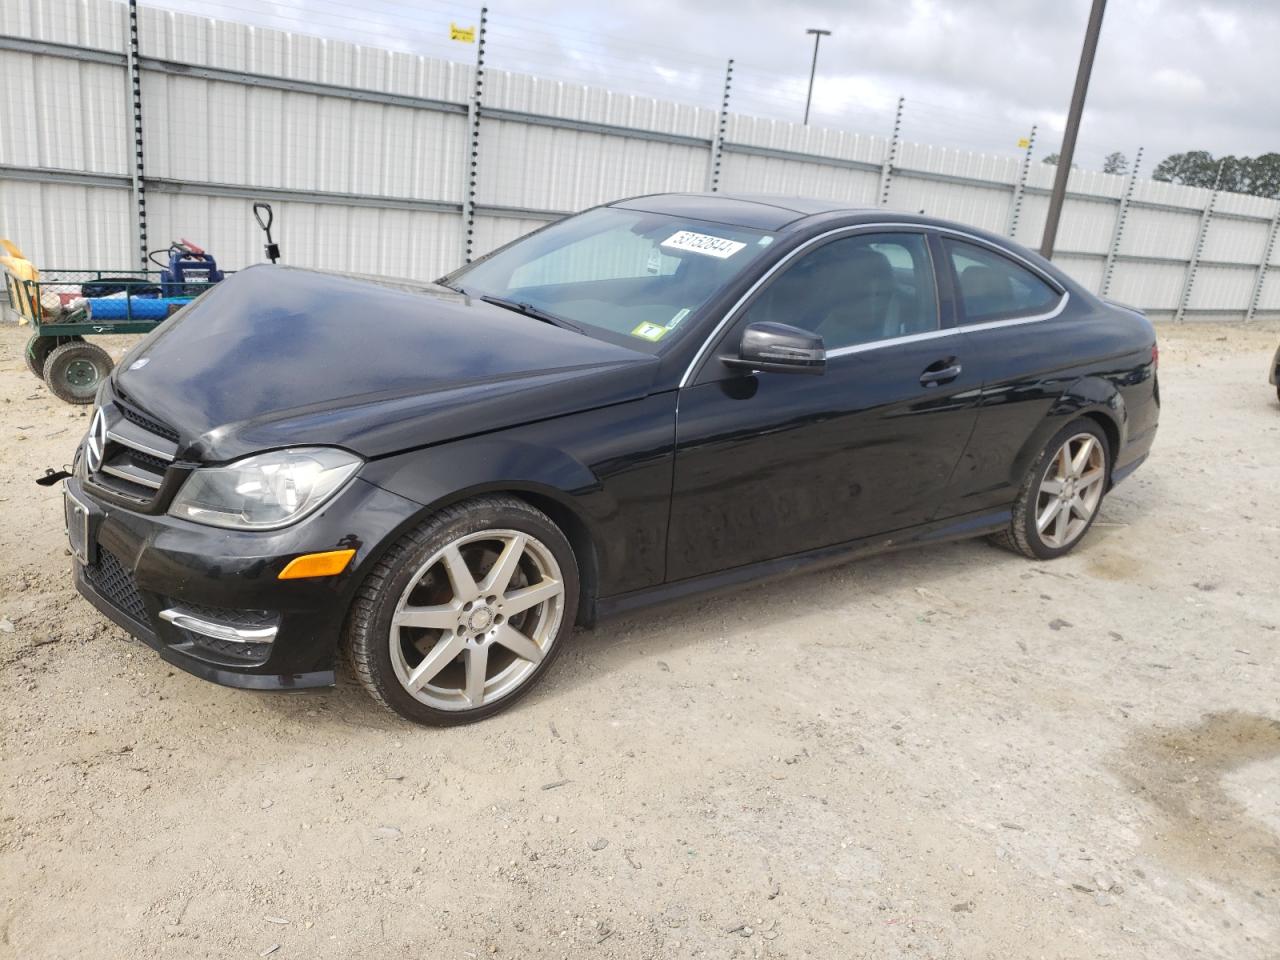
[1041,150,1280,199]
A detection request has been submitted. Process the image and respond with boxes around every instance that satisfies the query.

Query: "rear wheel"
[42,340,112,404]
[345,495,578,725]
[992,419,1110,560]
[24,334,82,381]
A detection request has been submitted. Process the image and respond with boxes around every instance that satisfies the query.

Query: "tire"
[42,340,113,404]
[991,418,1111,560]
[345,495,579,726]
[24,334,82,381]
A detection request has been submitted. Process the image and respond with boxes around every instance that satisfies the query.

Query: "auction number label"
[661,230,746,259]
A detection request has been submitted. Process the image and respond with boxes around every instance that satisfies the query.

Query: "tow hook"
[36,467,73,487]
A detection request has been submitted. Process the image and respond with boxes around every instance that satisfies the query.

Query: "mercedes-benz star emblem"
[86,408,108,474]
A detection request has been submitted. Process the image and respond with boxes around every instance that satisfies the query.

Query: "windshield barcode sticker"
[661,230,746,259]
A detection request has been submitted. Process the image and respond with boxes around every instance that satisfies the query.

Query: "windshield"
[444,207,774,351]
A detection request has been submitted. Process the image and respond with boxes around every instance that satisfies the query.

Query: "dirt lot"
[1,319,1278,959]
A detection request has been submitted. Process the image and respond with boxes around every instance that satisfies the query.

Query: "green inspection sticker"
[631,321,669,342]
[630,307,692,343]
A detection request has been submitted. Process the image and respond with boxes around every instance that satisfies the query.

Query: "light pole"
[803,28,831,125]
[1040,0,1107,259]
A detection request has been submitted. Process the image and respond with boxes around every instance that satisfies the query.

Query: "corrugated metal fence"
[3,0,1279,322]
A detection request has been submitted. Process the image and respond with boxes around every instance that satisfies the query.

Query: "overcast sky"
[147,0,1277,173]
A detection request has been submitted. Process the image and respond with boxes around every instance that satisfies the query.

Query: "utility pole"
[1040,0,1107,260]
[803,28,831,125]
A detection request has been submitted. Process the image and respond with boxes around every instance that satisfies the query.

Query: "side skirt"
[1110,452,1148,488]
[594,507,1011,621]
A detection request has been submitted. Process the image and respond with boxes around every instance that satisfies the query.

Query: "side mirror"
[722,321,826,376]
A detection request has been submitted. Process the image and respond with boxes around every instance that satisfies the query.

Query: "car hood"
[112,266,660,461]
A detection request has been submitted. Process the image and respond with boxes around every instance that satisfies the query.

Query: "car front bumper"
[66,473,423,690]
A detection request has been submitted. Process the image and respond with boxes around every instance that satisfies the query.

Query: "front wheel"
[992,419,1110,560]
[345,495,579,725]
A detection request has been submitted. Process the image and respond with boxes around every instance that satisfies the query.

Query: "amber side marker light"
[278,549,356,580]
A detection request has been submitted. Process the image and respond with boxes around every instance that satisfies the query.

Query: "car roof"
[611,192,874,230]
[607,191,1081,297]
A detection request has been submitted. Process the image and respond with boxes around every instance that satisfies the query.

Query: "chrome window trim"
[955,292,1071,333]
[825,326,959,358]
[823,292,1070,358]
[679,221,1068,387]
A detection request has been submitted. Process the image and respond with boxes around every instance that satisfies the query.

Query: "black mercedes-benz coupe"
[60,193,1159,724]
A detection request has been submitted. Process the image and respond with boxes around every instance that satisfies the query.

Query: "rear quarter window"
[945,239,1062,324]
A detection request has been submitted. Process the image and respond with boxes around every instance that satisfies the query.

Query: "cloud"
[147,0,1279,171]
[1150,68,1207,101]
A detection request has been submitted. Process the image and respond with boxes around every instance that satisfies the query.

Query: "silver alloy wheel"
[389,528,565,711]
[1036,432,1106,549]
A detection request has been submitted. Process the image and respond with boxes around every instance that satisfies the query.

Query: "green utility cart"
[5,268,199,404]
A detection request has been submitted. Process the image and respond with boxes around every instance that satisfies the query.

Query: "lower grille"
[165,601,278,630]
[183,635,273,664]
[84,547,149,625]
[160,601,278,666]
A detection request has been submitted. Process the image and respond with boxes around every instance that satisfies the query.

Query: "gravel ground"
[1,319,1278,959]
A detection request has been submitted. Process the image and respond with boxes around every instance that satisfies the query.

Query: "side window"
[739,232,938,350]
[945,239,1062,324]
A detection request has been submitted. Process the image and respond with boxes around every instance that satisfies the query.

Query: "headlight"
[169,447,361,530]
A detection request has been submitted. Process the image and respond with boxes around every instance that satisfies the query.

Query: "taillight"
[1151,342,1159,369]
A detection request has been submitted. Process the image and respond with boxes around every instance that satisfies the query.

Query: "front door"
[666,229,982,582]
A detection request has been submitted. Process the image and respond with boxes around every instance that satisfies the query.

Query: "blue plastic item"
[160,243,223,296]
[87,296,193,320]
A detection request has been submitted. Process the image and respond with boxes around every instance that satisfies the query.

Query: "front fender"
[356,392,679,602]
[363,435,601,514]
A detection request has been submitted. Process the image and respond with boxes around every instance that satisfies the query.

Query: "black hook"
[253,202,280,264]
[253,202,273,233]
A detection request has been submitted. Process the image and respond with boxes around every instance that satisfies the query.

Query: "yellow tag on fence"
[450,22,476,42]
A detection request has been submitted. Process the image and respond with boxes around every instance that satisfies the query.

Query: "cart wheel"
[43,341,113,405]
[24,334,82,381]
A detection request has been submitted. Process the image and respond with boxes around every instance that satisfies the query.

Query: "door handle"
[919,359,962,386]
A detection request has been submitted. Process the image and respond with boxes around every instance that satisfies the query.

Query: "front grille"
[88,400,180,504]
[129,448,170,474]
[117,400,179,444]
[84,547,149,626]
